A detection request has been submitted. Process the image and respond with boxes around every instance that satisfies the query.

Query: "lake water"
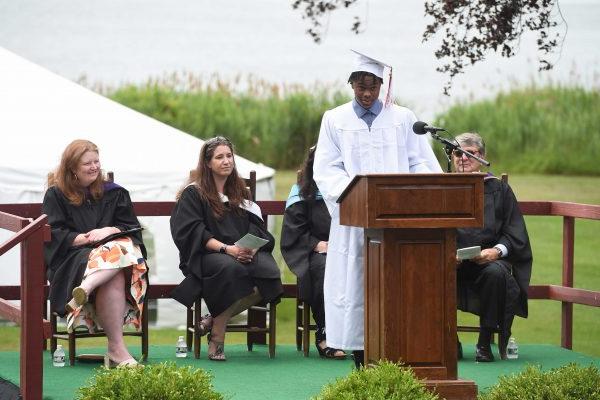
[1,0,599,121]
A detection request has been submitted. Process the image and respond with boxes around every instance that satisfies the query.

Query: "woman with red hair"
[43,139,147,368]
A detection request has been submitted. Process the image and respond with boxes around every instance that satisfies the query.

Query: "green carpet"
[0,344,598,399]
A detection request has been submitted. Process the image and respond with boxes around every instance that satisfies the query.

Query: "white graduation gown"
[313,101,443,350]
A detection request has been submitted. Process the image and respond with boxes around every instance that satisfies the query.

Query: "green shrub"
[312,360,439,400]
[479,363,600,400]
[76,362,225,400]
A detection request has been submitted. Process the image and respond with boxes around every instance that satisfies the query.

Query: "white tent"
[0,47,275,327]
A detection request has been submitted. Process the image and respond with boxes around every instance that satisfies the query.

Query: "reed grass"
[433,85,600,176]
[107,76,600,175]
[106,72,349,169]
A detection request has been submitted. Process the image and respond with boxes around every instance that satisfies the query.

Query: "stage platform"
[0,344,598,399]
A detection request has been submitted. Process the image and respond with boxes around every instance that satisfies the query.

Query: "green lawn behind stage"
[0,174,598,356]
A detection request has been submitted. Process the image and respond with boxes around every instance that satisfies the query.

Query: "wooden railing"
[1,199,599,399]
[518,201,600,349]
[0,211,51,400]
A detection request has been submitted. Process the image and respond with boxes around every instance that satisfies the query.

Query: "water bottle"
[53,344,66,367]
[176,335,188,358]
[506,337,518,360]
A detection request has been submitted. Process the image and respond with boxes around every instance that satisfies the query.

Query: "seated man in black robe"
[453,132,532,362]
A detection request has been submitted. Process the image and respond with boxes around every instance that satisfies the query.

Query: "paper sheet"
[234,233,269,250]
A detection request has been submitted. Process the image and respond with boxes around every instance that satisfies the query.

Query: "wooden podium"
[337,173,484,400]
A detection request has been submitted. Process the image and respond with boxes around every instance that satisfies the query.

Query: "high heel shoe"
[207,333,226,361]
[103,354,142,369]
[65,286,89,313]
[72,286,88,306]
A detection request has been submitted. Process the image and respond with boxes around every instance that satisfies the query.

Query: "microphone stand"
[430,132,490,172]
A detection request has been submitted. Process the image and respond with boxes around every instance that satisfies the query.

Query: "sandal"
[196,314,213,337]
[207,333,226,361]
[316,341,346,360]
[65,286,89,313]
[103,354,143,369]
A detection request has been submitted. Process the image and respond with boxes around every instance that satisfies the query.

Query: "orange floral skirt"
[67,237,148,333]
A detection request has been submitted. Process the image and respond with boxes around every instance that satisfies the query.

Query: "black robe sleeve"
[281,200,318,300]
[42,187,81,270]
[280,199,331,301]
[170,185,214,277]
[112,188,146,256]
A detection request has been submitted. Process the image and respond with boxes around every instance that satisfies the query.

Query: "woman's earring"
[73,173,78,181]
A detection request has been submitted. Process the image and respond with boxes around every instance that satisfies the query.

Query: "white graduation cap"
[350,49,394,107]
[351,49,391,79]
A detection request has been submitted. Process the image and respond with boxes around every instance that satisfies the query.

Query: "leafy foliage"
[479,363,600,400]
[76,362,225,400]
[312,360,439,400]
[423,0,563,94]
[291,0,564,94]
[291,0,361,43]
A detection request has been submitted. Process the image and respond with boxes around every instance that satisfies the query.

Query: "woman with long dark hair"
[42,139,147,368]
[281,146,346,359]
[170,136,283,361]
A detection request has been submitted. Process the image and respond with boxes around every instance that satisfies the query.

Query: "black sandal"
[196,314,213,337]
[316,341,347,360]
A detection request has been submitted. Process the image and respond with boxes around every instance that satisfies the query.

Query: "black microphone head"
[412,121,428,135]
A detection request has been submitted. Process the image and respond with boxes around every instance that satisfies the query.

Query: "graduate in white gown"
[313,50,443,367]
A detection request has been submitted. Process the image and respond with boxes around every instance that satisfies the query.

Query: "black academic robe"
[170,185,282,315]
[42,184,146,317]
[456,176,533,326]
[280,198,330,302]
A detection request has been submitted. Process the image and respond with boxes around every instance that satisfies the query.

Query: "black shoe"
[315,341,347,360]
[475,344,494,362]
[457,340,463,360]
[352,350,364,369]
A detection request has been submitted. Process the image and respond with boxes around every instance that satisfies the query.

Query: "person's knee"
[481,263,505,282]
[104,270,126,292]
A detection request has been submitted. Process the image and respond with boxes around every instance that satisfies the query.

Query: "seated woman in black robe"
[452,132,532,362]
[280,146,346,359]
[170,136,283,361]
[42,139,148,368]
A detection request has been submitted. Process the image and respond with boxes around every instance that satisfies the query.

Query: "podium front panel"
[364,228,457,380]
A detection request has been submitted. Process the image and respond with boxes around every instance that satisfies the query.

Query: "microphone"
[412,121,446,135]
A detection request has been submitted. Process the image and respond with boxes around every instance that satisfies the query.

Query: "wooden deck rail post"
[21,216,49,400]
[561,216,575,350]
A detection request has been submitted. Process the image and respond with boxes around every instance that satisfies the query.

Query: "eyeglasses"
[452,149,480,158]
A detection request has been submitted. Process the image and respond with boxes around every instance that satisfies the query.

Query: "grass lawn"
[1,173,598,357]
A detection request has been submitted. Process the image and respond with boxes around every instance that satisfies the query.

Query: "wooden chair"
[296,288,317,356]
[48,171,149,365]
[185,171,279,358]
[457,173,508,351]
